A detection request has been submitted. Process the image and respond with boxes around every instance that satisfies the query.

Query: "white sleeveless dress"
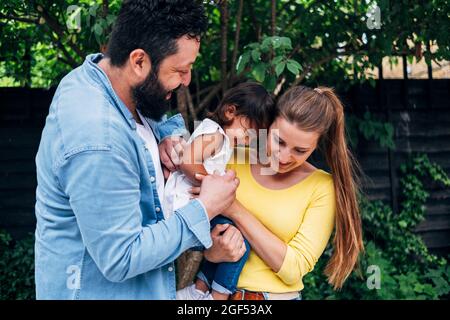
[163,119,232,218]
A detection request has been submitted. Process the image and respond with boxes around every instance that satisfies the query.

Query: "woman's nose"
[279,147,292,163]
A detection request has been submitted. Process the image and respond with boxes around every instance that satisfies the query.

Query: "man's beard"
[132,69,175,121]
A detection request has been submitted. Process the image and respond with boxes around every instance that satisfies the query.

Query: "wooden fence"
[0,80,449,254]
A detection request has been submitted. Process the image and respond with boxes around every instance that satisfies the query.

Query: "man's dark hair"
[106,0,208,70]
[209,82,277,129]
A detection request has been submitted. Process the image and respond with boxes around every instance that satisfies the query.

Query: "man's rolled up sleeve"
[156,113,188,141]
[175,199,212,249]
[57,148,211,282]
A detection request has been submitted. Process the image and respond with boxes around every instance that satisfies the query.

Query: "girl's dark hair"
[106,0,207,70]
[209,82,276,129]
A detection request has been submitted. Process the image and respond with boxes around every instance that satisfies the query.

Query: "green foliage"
[1,0,449,91]
[0,0,449,300]
[0,0,122,88]
[236,36,302,91]
[346,111,395,149]
[303,154,450,300]
[0,231,35,300]
[398,154,450,232]
[1,154,449,300]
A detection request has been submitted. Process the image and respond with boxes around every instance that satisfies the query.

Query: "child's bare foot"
[194,279,230,300]
[195,278,210,293]
[211,290,229,300]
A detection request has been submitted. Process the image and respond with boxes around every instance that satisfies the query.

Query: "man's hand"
[159,136,186,179]
[196,170,239,219]
[203,224,246,263]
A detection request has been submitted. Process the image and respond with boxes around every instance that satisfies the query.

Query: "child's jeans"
[194,215,251,295]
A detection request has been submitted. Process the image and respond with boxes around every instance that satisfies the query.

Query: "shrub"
[1,154,449,300]
[302,154,450,300]
[0,231,35,300]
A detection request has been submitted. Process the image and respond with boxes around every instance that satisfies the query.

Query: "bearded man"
[34,0,244,300]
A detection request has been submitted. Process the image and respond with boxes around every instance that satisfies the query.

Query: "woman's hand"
[222,200,240,219]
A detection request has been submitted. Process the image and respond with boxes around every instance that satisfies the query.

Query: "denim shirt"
[34,53,212,300]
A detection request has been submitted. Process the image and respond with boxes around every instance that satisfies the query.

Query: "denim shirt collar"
[83,53,180,142]
[83,53,137,130]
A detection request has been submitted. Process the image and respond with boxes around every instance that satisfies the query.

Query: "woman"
[197,85,364,300]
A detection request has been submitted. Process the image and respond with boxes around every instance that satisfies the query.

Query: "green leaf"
[251,49,261,62]
[94,24,103,36]
[236,52,250,74]
[271,37,282,49]
[286,60,300,75]
[279,37,292,50]
[275,61,286,76]
[398,220,407,228]
[272,56,284,65]
[252,63,266,82]
[287,59,302,71]
[263,76,277,92]
[261,37,272,51]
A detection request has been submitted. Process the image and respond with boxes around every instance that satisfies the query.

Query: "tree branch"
[246,1,261,41]
[36,5,85,59]
[195,73,243,114]
[194,69,201,107]
[195,83,222,114]
[231,0,244,77]
[177,86,189,124]
[219,0,229,94]
[185,86,197,121]
[272,43,301,95]
[0,11,79,68]
[271,0,276,36]
[0,13,39,24]
[50,33,79,68]
[102,0,109,17]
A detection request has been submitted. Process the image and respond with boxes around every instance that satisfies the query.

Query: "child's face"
[223,116,257,147]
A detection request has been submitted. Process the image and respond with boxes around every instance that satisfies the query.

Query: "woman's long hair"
[277,85,364,289]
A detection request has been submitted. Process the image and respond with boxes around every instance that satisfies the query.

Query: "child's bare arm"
[179,131,224,186]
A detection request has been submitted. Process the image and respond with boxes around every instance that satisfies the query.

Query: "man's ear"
[129,49,151,82]
[224,104,237,121]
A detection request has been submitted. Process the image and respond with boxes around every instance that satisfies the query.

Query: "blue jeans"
[195,216,250,295]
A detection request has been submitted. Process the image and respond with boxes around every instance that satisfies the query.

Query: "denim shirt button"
[150,176,155,182]
[168,266,174,272]
[155,207,161,212]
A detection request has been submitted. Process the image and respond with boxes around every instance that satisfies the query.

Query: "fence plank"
[0,81,449,253]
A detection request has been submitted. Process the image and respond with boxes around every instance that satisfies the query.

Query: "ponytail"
[277,86,364,289]
[320,87,364,289]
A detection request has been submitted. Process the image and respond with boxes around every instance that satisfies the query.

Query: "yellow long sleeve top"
[228,160,336,293]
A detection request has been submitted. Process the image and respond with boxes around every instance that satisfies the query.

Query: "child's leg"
[195,258,217,292]
[195,215,250,299]
[210,237,251,299]
[204,215,251,299]
[194,215,231,291]
[194,216,236,291]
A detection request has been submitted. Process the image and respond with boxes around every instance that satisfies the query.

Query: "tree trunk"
[185,87,197,122]
[100,0,109,52]
[176,87,189,124]
[271,0,276,36]
[219,0,229,95]
[231,0,244,78]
